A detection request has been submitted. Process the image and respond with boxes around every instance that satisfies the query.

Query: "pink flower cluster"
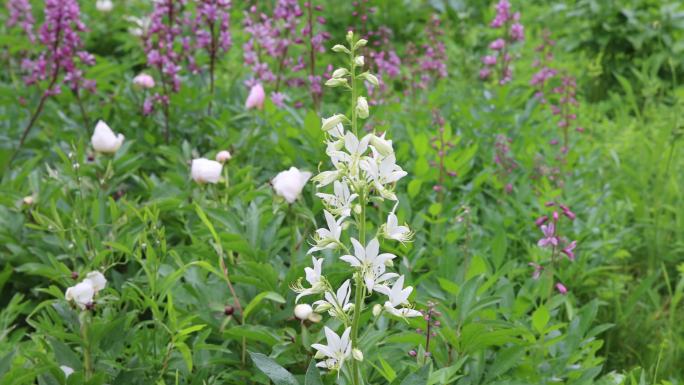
[19,0,95,95]
[6,0,35,42]
[193,0,232,55]
[530,30,557,100]
[532,202,578,294]
[480,0,524,85]
[242,1,329,108]
[550,75,582,151]
[366,26,401,105]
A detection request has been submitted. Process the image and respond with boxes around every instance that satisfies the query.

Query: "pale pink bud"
[216,150,232,163]
[133,73,155,89]
[245,83,265,110]
[556,283,567,295]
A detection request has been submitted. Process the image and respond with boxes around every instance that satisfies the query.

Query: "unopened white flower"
[84,271,107,292]
[316,180,358,217]
[293,257,326,302]
[65,281,95,309]
[272,167,312,203]
[352,348,364,361]
[91,121,124,154]
[360,72,379,86]
[308,211,345,254]
[96,0,113,12]
[313,279,353,318]
[340,238,398,292]
[322,114,346,132]
[372,303,383,317]
[375,276,421,318]
[369,133,394,157]
[22,195,35,205]
[354,56,365,66]
[332,44,350,54]
[133,73,155,89]
[216,150,232,163]
[65,271,107,310]
[125,16,151,37]
[60,366,75,378]
[191,158,223,184]
[332,68,349,78]
[312,326,352,371]
[354,39,368,49]
[356,96,369,119]
[312,170,341,188]
[294,304,313,320]
[381,213,413,244]
[325,78,348,87]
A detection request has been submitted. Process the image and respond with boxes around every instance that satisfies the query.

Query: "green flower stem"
[79,311,93,380]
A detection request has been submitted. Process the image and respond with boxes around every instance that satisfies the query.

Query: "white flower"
[331,68,349,78]
[312,170,341,188]
[308,211,345,254]
[369,133,394,157]
[354,56,365,66]
[340,238,398,292]
[96,0,113,12]
[312,326,352,371]
[316,180,358,217]
[133,73,155,89]
[216,150,232,163]
[356,96,369,119]
[272,167,312,203]
[84,271,107,292]
[313,279,353,318]
[325,78,348,87]
[375,276,421,318]
[65,271,107,310]
[381,213,413,244]
[91,120,124,154]
[60,365,75,378]
[294,304,313,320]
[125,16,151,37]
[191,158,223,184]
[293,257,326,302]
[321,114,346,132]
[361,153,407,200]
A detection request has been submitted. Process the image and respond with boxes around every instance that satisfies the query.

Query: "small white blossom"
[316,181,358,217]
[293,257,326,302]
[354,56,365,66]
[60,366,75,378]
[313,279,353,319]
[308,211,345,254]
[381,213,413,244]
[361,153,407,200]
[312,326,352,371]
[369,133,394,157]
[65,271,107,310]
[96,0,113,12]
[356,96,369,119]
[321,114,346,132]
[340,238,398,292]
[375,276,421,318]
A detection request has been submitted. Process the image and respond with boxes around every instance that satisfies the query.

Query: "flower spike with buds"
[291,33,418,382]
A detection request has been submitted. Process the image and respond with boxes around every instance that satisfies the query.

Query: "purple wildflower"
[561,240,577,260]
[6,0,35,42]
[480,0,524,85]
[537,222,558,248]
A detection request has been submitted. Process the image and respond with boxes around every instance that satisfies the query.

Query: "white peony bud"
[294,304,313,320]
[133,73,155,89]
[356,96,369,119]
[216,150,232,163]
[272,167,312,203]
[96,0,113,12]
[191,158,223,184]
[91,120,124,154]
[84,271,107,293]
[65,281,95,309]
[332,68,349,79]
[354,56,365,67]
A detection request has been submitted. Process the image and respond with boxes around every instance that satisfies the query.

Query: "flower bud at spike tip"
[332,44,350,54]
[356,96,369,119]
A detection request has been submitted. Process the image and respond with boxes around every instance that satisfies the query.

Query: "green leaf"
[400,364,430,385]
[408,179,423,199]
[304,359,323,385]
[249,352,300,385]
[243,291,286,320]
[176,341,193,372]
[532,305,550,334]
